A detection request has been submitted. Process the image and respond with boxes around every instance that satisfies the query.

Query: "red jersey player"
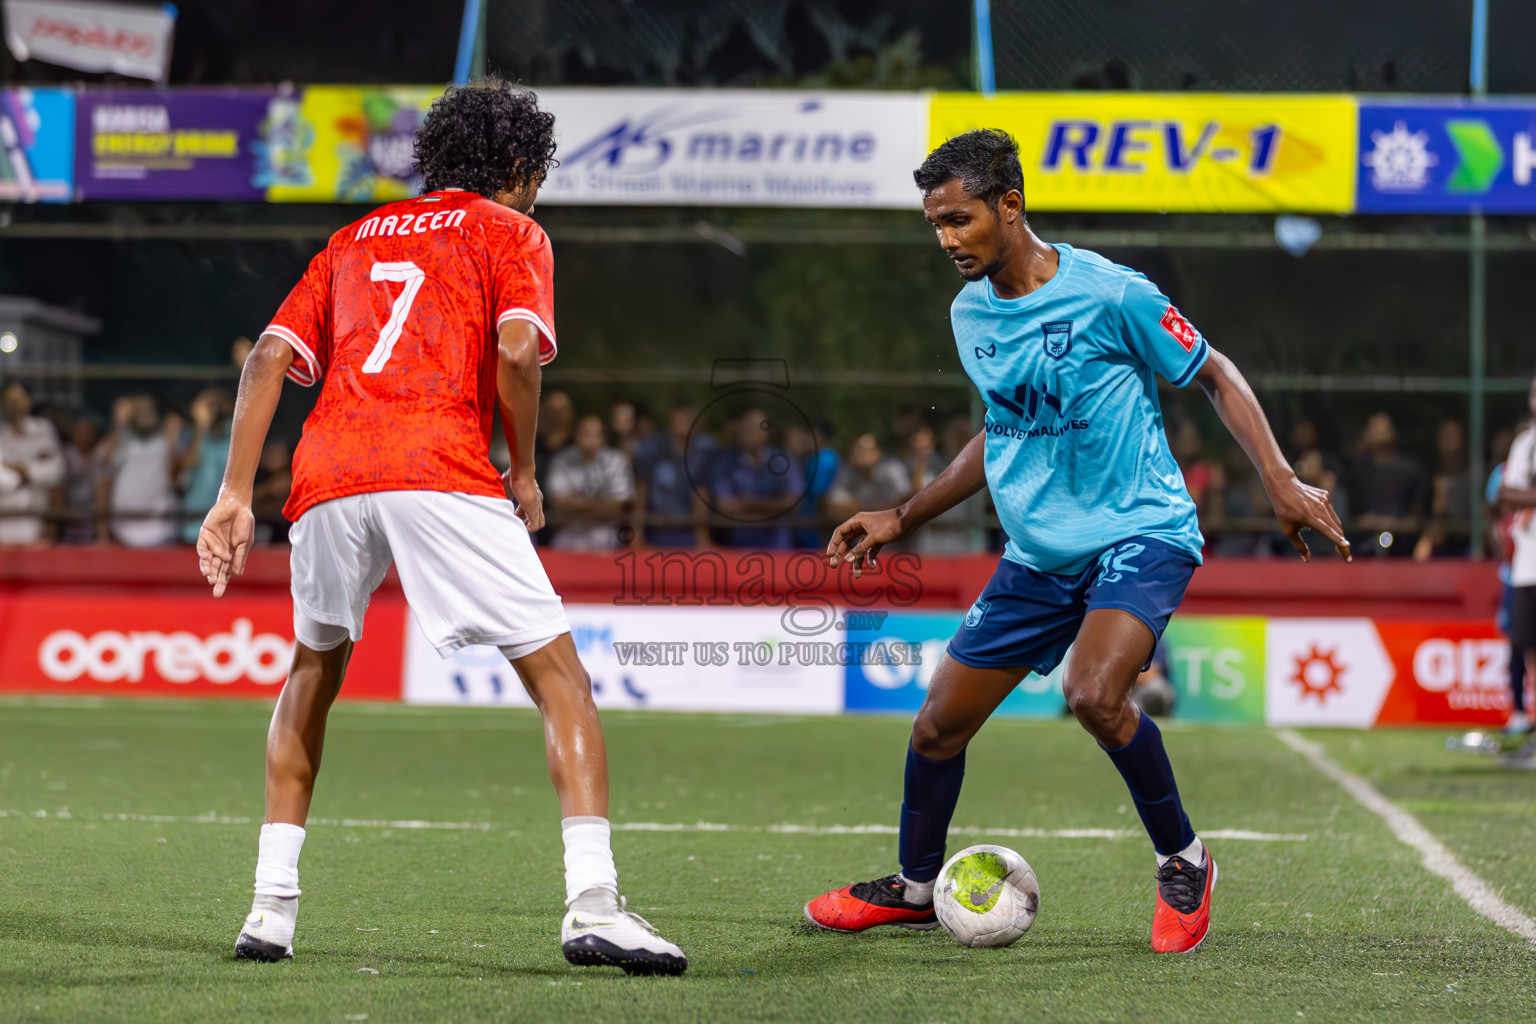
[196,82,686,975]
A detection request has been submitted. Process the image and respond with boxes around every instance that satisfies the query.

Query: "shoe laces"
[1157,855,1205,914]
[616,895,659,936]
[848,874,906,902]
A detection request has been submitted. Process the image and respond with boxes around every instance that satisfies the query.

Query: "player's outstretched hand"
[1266,474,1351,563]
[506,470,545,533]
[827,508,904,579]
[197,494,256,598]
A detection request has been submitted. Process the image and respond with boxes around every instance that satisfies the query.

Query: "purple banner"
[75,89,277,200]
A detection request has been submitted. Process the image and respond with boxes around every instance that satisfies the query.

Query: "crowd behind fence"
[0,363,1523,563]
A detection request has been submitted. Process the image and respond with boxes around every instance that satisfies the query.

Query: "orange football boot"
[804,874,939,932]
[1151,848,1217,953]
[1155,847,1216,951]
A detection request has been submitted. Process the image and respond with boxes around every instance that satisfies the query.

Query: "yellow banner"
[929,93,1356,213]
[266,86,445,203]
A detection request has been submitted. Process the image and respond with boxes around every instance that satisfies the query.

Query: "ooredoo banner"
[0,592,403,699]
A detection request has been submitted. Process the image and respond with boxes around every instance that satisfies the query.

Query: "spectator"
[100,395,178,548]
[58,416,103,544]
[711,408,803,549]
[1288,418,1344,480]
[633,404,713,548]
[826,433,910,523]
[608,400,641,459]
[1414,417,1472,560]
[1210,444,1270,556]
[783,420,838,549]
[0,380,63,545]
[175,388,234,544]
[535,390,574,481]
[1350,412,1424,557]
[547,414,633,550]
[1294,449,1343,512]
[533,390,575,544]
[903,423,976,553]
[251,439,293,543]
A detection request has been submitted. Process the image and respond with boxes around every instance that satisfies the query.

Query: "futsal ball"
[933,844,1040,948]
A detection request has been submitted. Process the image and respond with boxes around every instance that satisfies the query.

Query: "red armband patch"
[1160,305,1199,353]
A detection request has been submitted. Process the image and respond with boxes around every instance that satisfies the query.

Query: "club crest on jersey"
[1160,305,1199,352]
[1041,320,1073,360]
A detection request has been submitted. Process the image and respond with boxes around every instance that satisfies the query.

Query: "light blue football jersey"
[952,243,1208,575]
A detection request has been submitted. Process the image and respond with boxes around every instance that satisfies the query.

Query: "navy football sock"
[1511,646,1526,713]
[897,742,966,884]
[1103,712,1196,857]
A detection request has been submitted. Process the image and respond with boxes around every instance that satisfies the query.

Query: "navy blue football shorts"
[945,538,1198,674]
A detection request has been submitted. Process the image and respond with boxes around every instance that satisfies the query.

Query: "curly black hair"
[413,80,557,199]
[913,129,1024,211]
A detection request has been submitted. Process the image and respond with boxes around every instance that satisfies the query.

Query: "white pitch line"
[614,822,1307,841]
[0,809,491,831]
[1277,729,1536,950]
[0,809,1306,842]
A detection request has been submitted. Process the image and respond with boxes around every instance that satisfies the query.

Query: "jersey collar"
[983,243,1074,312]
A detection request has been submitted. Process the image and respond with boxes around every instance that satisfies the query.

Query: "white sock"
[1156,835,1204,869]
[254,822,305,897]
[562,816,618,905]
[898,873,935,904]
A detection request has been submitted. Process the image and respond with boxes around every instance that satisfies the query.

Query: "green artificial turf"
[1,697,1533,1022]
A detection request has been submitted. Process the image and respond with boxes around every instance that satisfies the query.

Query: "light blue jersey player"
[805,129,1350,953]
[952,242,1206,577]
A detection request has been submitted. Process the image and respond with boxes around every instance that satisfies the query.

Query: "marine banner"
[929,92,1356,213]
[74,89,277,200]
[536,88,929,208]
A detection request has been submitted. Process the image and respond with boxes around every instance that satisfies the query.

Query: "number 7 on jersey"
[363,260,426,373]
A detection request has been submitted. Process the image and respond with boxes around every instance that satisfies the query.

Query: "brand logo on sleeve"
[1159,305,1198,352]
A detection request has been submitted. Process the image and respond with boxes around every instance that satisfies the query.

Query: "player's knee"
[1064,671,1121,734]
[910,708,965,761]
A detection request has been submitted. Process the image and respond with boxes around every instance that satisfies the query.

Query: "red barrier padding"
[0,546,1504,620]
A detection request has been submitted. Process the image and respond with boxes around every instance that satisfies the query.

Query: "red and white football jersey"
[265,189,555,521]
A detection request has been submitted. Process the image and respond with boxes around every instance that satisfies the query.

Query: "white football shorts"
[289,490,570,658]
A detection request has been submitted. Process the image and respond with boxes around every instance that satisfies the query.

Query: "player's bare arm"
[197,333,294,596]
[497,317,545,531]
[828,427,986,576]
[1194,347,1350,562]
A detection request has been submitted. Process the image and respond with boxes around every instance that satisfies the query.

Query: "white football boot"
[234,894,296,962]
[560,888,688,975]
